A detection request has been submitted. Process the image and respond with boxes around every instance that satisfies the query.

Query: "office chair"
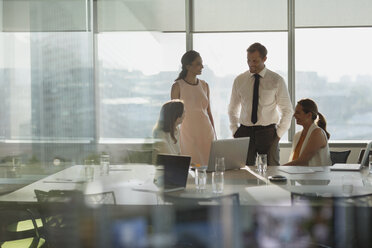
[85,191,116,205]
[0,205,45,248]
[330,150,351,165]
[34,190,88,248]
[122,149,154,164]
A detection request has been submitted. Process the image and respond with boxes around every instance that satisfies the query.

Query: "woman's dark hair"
[154,100,184,143]
[175,50,201,81]
[298,98,330,139]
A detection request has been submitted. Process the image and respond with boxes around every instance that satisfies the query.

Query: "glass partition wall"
[1,1,372,248]
[1,0,372,163]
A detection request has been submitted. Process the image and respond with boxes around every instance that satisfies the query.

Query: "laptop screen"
[156,154,191,188]
[360,141,372,167]
[207,137,250,172]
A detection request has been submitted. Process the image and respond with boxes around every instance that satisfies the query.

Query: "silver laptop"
[206,137,250,172]
[331,141,372,171]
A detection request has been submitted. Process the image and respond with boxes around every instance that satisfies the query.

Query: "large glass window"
[0,32,94,141]
[194,32,288,140]
[194,0,287,32]
[295,28,372,140]
[97,32,185,139]
[296,0,372,28]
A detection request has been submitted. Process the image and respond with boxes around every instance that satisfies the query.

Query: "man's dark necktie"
[251,74,260,124]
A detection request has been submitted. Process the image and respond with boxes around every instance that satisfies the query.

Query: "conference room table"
[1,164,372,206]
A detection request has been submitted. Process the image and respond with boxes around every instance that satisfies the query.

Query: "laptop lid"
[331,141,372,171]
[156,154,191,189]
[360,141,372,167]
[207,137,250,172]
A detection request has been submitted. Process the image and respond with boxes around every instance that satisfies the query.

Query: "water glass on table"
[212,172,224,194]
[100,154,110,176]
[215,157,226,173]
[213,157,225,193]
[342,175,359,196]
[195,167,207,190]
[84,159,95,182]
[256,154,267,173]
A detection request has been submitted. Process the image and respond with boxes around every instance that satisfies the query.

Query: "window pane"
[296,0,372,27]
[97,0,185,32]
[97,32,185,139]
[193,32,288,140]
[0,32,94,141]
[2,0,88,32]
[194,0,287,32]
[295,28,372,140]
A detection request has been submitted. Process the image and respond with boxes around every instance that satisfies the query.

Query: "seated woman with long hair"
[153,100,185,155]
[284,98,332,166]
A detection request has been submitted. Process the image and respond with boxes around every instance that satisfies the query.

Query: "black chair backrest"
[34,190,86,248]
[85,191,117,205]
[330,150,351,165]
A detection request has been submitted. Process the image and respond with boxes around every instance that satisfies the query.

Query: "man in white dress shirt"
[228,43,293,165]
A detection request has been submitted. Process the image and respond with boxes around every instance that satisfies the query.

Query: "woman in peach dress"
[171,50,216,165]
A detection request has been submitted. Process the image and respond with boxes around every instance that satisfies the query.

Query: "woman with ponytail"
[171,50,215,165]
[285,98,332,166]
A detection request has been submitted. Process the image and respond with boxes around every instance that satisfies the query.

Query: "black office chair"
[34,189,89,248]
[0,205,45,248]
[122,149,154,164]
[330,150,351,165]
[85,191,116,205]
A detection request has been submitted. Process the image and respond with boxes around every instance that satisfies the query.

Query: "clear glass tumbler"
[215,157,226,172]
[256,154,267,173]
[195,168,207,190]
[212,171,224,194]
[84,159,95,182]
[100,154,110,175]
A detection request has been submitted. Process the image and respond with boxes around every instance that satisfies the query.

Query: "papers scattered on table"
[278,166,324,174]
[43,178,86,183]
[109,168,132,171]
[132,184,160,193]
[245,185,291,206]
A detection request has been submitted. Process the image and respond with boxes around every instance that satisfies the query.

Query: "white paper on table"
[245,185,291,206]
[278,166,319,174]
[43,178,86,183]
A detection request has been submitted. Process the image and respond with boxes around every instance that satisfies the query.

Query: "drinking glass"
[84,159,95,182]
[215,157,226,172]
[100,154,110,175]
[195,168,207,190]
[342,175,357,196]
[212,172,224,194]
[256,154,267,173]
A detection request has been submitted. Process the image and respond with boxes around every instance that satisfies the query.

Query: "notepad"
[245,185,291,206]
[278,166,323,174]
[43,178,86,183]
